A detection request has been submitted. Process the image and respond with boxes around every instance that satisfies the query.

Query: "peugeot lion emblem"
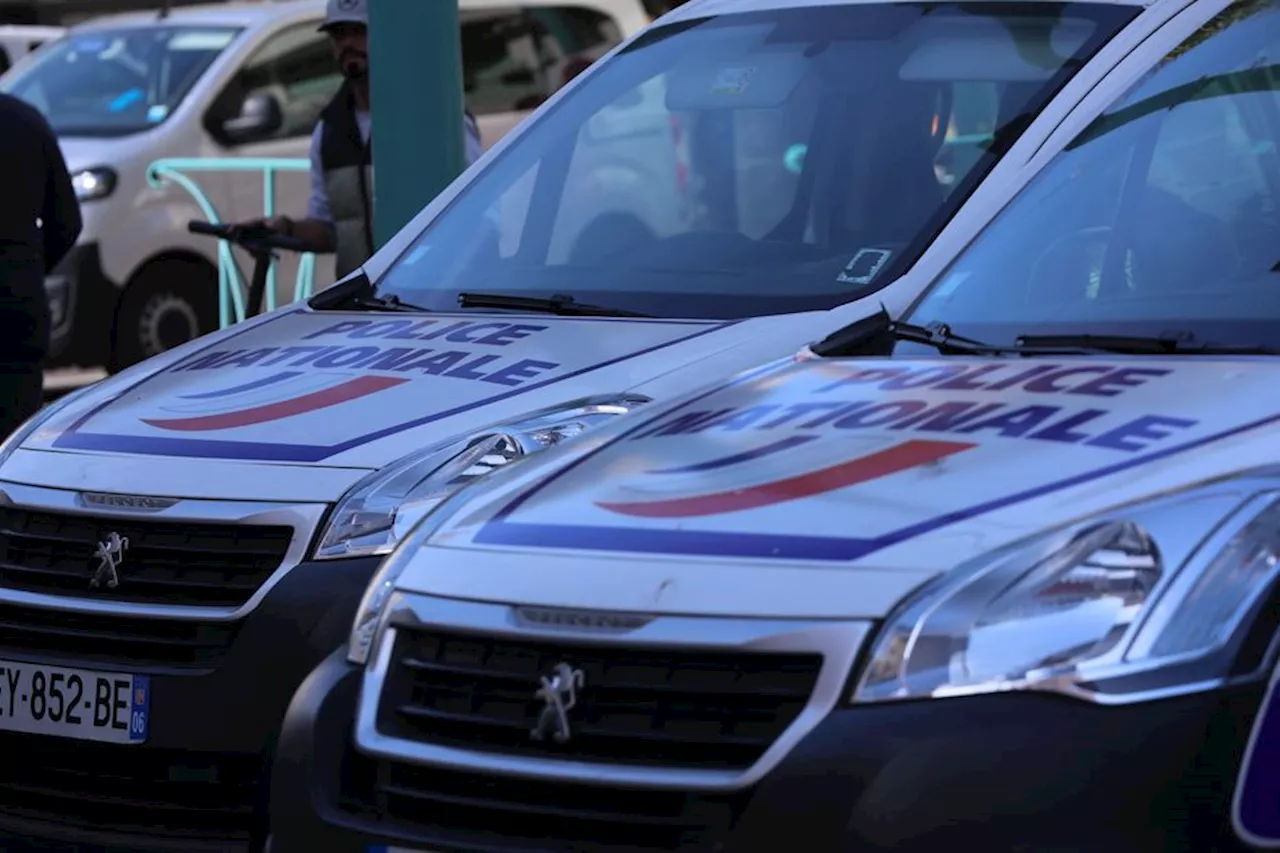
[530,662,586,744]
[90,532,130,589]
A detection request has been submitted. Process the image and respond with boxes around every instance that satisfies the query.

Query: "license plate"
[0,659,149,744]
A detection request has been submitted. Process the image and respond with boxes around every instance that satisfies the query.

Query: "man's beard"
[341,53,367,80]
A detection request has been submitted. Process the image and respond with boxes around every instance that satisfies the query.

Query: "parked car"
[0,24,62,73]
[0,0,649,373]
[0,0,1185,848]
[268,0,1280,850]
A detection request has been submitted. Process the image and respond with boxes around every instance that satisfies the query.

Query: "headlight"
[853,483,1280,705]
[346,498,446,666]
[71,167,117,202]
[315,394,648,561]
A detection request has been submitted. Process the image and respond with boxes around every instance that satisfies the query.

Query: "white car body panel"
[392,354,1280,618]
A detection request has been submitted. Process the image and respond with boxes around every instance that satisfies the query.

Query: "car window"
[1,25,241,136]
[528,5,626,91]
[906,0,1280,347]
[463,7,558,114]
[375,3,1136,320]
[220,21,343,144]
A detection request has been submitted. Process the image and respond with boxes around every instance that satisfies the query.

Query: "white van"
[0,24,63,73]
[0,0,1188,848]
[0,0,649,372]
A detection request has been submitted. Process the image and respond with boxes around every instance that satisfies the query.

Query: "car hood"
[398,354,1280,619]
[55,134,139,173]
[11,306,798,501]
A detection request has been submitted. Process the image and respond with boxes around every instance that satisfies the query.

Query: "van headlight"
[71,167,117,202]
[854,484,1280,705]
[314,394,647,562]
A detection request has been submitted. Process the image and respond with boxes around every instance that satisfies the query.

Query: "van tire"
[111,258,218,373]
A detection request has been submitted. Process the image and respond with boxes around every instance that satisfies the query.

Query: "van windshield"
[2,25,241,137]
[904,0,1280,353]
[375,2,1137,319]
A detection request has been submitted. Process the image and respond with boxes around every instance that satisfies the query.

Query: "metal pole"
[367,0,468,251]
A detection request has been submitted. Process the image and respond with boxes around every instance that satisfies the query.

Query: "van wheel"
[111,259,218,373]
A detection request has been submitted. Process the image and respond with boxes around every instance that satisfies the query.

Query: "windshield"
[906,0,1280,350]
[2,25,241,136]
[374,3,1136,319]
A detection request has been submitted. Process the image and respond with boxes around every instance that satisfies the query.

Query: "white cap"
[319,0,368,32]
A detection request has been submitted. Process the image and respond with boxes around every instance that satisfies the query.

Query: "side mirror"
[220,92,283,144]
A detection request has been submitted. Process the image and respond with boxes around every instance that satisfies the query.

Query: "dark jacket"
[0,93,81,357]
[318,82,375,281]
[317,82,481,279]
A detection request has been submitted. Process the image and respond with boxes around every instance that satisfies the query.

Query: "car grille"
[376,627,823,770]
[0,600,239,670]
[0,733,262,845]
[340,749,744,852]
[0,507,293,607]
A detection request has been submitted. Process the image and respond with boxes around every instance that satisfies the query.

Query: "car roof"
[670,0,1150,19]
[67,0,648,32]
[67,0,322,31]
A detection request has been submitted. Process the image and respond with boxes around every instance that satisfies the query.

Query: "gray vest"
[319,85,375,279]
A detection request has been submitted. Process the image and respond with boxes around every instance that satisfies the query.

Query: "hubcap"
[137,292,200,357]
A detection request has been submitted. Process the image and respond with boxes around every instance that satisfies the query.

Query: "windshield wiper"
[308,273,430,313]
[458,291,654,318]
[812,308,1280,359]
[811,307,1016,357]
[1014,333,1280,356]
[345,293,430,313]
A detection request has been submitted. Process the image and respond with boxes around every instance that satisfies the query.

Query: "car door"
[204,19,343,306]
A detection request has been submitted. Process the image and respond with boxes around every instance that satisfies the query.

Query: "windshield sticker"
[472,357,1280,563]
[837,249,893,285]
[710,66,756,95]
[147,105,169,123]
[48,310,737,462]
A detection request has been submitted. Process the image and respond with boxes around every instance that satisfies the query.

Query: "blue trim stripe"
[647,434,817,475]
[179,370,303,400]
[475,375,1280,563]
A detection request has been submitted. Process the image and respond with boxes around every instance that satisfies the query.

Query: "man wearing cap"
[235,0,482,280]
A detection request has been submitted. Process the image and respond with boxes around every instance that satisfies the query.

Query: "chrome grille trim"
[0,481,327,622]
[356,592,871,791]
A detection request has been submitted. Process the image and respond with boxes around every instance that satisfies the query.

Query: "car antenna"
[158,0,171,20]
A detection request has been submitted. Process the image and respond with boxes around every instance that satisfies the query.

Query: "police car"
[0,0,1204,850]
[266,0,1280,849]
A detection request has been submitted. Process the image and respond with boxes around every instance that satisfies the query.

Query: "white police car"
[267,0,1280,849]
[0,0,1197,849]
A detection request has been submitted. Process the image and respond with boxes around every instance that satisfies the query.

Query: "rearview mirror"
[221,92,283,144]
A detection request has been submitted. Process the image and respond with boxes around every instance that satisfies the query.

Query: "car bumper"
[271,653,1263,853]
[0,555,381,853]
[44,241,116,364]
